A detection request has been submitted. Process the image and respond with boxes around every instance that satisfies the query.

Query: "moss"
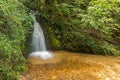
[48,27,60,49]
[0,74,4,80]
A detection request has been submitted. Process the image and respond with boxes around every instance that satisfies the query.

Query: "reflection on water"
[21,51,120,80]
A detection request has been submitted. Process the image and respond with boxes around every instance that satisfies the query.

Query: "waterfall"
[29,14,53,59]
[32,15,46,51]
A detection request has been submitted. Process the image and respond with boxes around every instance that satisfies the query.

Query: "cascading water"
[32,15,46,51]
[29,14,53,59]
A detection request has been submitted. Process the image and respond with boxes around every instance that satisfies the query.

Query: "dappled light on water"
[20,51,120,80]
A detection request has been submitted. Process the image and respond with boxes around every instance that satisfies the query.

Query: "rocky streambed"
[20,51,120,80]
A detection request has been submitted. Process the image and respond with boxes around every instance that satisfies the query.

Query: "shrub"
[0,0,32,79]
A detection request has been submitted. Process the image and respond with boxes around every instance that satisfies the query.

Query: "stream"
[20,51,120,80]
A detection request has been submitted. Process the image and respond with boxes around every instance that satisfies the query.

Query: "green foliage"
[0,0,32,79]
[48,27,60,49]
[20,0,45,11]
[82,0,120,35]
[81,0,120,55]
[23,0,120,55]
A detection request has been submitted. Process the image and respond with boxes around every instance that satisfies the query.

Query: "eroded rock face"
[20,51,120,80]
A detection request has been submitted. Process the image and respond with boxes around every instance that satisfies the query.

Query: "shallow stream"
[20,51,120,80]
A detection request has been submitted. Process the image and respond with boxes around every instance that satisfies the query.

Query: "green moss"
[48,27,60,49]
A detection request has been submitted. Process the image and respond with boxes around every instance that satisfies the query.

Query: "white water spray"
[29,14,53,59]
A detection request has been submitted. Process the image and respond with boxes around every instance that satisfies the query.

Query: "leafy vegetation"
[0,0,32,79]
[23,0,120,55]
[0,0,120,79]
